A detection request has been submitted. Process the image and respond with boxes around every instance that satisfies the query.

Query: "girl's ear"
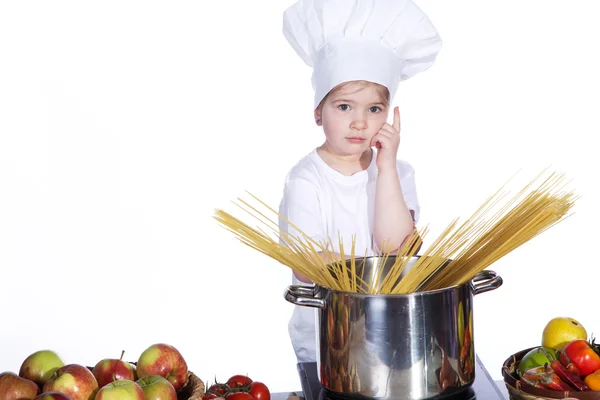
[314,107,322,126]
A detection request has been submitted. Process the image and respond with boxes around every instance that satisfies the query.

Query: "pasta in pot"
[214,170,576,294]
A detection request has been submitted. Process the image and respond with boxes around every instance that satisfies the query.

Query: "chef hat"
[283,0,442,109]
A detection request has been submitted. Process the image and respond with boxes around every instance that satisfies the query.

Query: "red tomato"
[208,383,231,396]
[561,340,600,376]
[204,395,219,400]
[226,393,255,400]
[227,375,253,389]
[249,382,270,400]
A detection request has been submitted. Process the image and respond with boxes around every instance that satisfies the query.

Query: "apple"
[137,375,177,400]
[0,371,40,400]
[137,344,188,391]
[20,350,65,387]
[43,364,98,400]
[95,380,144,400]
[92,351,137,388]
[34,392,73,400]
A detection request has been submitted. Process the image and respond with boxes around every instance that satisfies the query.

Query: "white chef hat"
[283,0,442,109]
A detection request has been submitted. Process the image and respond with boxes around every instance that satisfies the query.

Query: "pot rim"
[319,255,472,297]
[313,280,468,298]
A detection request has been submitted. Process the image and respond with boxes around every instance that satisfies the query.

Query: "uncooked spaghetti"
[213,170,576,294]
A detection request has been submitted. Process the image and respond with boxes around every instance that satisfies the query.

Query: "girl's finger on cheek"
[377,128,390,135]
[388,125,399,136]
[379,128,394,138]
[381,125,398,136]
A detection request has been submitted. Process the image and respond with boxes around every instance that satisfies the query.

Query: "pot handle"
[470,270,503,295]
[284,285,326,309]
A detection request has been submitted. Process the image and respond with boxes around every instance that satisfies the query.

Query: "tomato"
[203,395,219,400]
[226,393,255,400]
[208,383,231,396]
[249,382,270,400]
[227,375,253,389]
[560,340,600,376]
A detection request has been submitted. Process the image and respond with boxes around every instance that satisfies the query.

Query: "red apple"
[137,375,177,400]
[20,350,65,387]
[34,392,73,400]
[92,350,137,388]
[95,380,144,400]
[137,344,188,391]
[43,364,98,400]
[0,371,40,400]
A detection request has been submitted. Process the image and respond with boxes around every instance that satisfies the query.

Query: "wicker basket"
[176,371,205,400]
[502,347,599,400]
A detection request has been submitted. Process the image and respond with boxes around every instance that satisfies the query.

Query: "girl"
[279,0,442,363]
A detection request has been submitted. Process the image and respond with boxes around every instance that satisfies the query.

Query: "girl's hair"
[317,80,390,111]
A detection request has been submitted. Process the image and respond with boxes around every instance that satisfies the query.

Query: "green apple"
[19,350,65,387]
[137,375,177,400]
[95,380,144,400]
[518,347,557,376]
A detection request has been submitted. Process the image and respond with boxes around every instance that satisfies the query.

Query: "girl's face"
[315,82,389,157]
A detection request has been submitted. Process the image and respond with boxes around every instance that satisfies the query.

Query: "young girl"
[279,0,442,363]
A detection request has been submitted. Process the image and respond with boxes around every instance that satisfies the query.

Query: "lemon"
[541,317,587,350]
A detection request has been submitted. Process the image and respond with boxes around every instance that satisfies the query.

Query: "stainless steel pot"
[284,256,503,400]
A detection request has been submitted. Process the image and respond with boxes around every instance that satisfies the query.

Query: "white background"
[1,0,599,395]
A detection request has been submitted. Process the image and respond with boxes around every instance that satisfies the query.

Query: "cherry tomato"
[560,340,600,376]
[249,382,270,400]
[227,375,253,389]
[226,393,255,400]
[204,395,219,400]
[208,383,231,396]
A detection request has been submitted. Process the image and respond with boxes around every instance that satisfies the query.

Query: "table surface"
[269,356,510,400]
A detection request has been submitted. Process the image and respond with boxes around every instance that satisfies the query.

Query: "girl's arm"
[374,169,414,252]
[371,107,415,253]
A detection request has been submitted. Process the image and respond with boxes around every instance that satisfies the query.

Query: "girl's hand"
[370,106,400,171]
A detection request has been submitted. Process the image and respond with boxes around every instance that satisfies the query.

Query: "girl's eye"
[338,104,350,111]
[369,106,381,113]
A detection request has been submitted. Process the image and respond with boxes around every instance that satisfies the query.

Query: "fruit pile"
[517,317,600,392]
[203,375,270,400]
[0,343,197,400]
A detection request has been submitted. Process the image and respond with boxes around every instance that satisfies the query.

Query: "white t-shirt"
[278,148,420,362]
